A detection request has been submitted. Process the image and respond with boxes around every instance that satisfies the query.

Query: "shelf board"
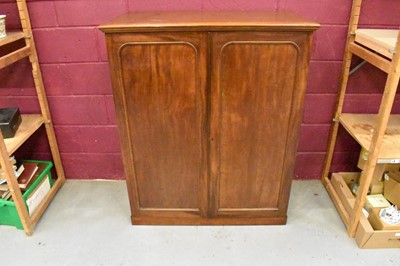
[340,114,400,161]
[4,114,44,155]
[355,29,398,59]
[0,46,31,69]
[0,31,26,47]
[0,31,30,69]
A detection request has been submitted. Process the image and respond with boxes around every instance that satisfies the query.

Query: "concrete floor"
[0,180,399,266]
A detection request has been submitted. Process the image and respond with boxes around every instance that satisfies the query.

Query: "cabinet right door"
[209,31,311,222]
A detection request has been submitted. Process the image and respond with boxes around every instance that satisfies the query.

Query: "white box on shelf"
[26,175,51,216]
[0,15,6,38]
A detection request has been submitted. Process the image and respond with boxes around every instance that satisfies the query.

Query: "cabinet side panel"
[118,41,201,210]
[211,34,300,213]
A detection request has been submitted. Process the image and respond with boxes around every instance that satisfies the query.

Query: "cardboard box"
[331,173,357,213]
[338,172,383,196]
[355,211,400,248]
[384,172,400,206]
[333,174,387,213]
[357,148,400,181]
[331,172,400,248]
[340,172,359,186]
[369,179,384,195]
[364,194,391,213]
[368,208,400,230]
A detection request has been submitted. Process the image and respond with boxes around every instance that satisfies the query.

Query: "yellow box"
[364,194,391,213]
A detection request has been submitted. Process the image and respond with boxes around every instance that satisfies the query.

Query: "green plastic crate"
[0,160,53,229]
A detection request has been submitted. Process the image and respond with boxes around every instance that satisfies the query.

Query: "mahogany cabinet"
[100,11,318,225]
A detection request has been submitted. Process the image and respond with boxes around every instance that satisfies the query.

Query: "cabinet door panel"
[110,33,208,219]
[210,32,308,218]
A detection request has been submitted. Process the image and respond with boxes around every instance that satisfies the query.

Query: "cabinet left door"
[106,32,208,223]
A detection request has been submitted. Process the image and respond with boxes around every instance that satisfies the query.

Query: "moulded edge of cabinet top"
[98,11,320,33]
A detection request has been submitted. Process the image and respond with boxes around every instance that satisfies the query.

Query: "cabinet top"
[99,11,319,33]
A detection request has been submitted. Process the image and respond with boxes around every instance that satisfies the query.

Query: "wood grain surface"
[101,11,317,224]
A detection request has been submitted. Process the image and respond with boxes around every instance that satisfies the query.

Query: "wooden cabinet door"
[107,32,208,222]
[209,32,311,221]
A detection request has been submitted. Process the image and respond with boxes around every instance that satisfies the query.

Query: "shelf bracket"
[349,60,367,75]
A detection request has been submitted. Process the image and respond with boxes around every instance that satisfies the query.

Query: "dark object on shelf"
[0,107,22,138]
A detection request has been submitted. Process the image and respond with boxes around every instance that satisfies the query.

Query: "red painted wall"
[0,0,399,179]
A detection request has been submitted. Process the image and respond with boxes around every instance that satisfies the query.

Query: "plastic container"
[0,160,53,229]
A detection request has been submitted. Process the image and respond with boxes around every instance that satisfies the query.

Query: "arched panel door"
[210,32,310,223]
[111,33,208,223]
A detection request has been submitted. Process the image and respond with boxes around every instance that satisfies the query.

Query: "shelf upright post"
[15,0,66,184]
[321,0,363,181]
[0,131,33,235]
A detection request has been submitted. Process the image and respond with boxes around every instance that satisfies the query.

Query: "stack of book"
[0,157,39,200]
[0,156,24,179]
